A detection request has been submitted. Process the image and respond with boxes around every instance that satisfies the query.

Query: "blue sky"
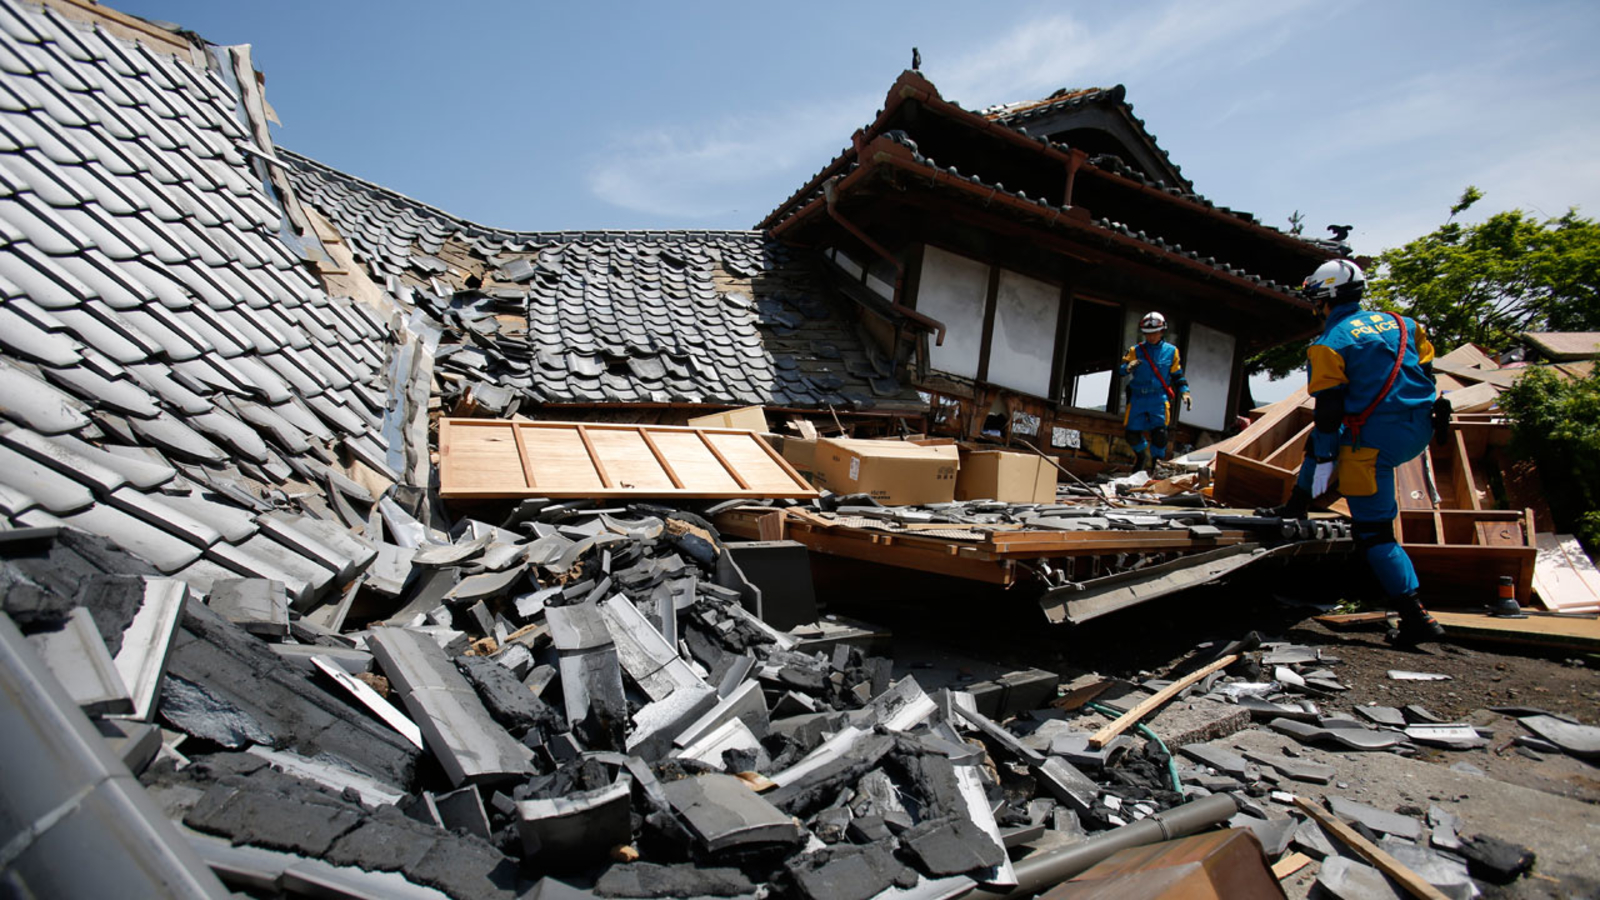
[119,0,1600,399]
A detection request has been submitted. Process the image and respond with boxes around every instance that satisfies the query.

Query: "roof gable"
[982,85,1192,192]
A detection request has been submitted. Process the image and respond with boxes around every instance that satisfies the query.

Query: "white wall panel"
[987,269,1059,397]
[916,246,990,380]
[1184,322,1235,432]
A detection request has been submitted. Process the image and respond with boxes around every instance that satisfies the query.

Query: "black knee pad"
[1149,427,1169,448]
[1124,429,1143,445]
[1352,518,1396,549]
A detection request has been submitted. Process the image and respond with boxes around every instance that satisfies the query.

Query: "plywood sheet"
[439,419,817,500]
[1434,609,1600,652]
[1533,533,1600,611]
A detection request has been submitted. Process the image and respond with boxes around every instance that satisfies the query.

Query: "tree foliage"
[1498,366,1600,551]
[1367,188,1600,354]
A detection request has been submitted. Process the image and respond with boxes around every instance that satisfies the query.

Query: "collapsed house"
[2,2,1593,899]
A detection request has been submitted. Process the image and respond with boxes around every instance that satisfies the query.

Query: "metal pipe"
[957,793,1241,900]
[822,177,949,346]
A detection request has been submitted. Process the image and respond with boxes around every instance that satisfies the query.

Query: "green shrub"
[1498,366,1600,550]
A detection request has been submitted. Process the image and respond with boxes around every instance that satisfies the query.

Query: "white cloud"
[586,99,876,222]
[585,0,1316,220]
[938,0,1313,107]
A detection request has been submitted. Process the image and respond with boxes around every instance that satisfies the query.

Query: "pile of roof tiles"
[5,504,1201,899]
[0,0,409,603]
[285,153,908,411]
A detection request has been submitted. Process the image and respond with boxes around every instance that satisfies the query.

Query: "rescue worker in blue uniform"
[1118,311,1191,472]
[1262,259,1448,646]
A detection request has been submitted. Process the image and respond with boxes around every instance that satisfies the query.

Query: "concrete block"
[515,775,632,864]
[662,772,805,851]
[206,578,289,638]
[434,785,492,840]
[368,627,532,787]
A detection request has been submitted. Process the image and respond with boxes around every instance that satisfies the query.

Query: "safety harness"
[1342,312,1408,446]
[1137,342,1176,401]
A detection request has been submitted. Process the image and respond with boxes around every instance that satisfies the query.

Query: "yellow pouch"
[1337,445,1380,497]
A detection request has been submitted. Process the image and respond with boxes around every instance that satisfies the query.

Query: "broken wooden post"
[1294,796,1452,900]
[1087,653,1238,748]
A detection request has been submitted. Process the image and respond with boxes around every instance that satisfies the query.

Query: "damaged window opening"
[1063,296,1123,412]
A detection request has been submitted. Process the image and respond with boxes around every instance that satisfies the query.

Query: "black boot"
[1387,592,1445,647]
[1258,486,1312,519]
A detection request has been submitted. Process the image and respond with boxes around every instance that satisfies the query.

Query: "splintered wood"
[438,418,817,500]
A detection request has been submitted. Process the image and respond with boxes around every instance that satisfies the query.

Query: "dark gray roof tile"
[0,300,80,365]
[123,361,211,414]
[40,361,158,417]
[0,357,90,433]
[155,482,258,543]
[105,484,222,548]
[127,410,226,462]
[0,439,95,511]
[59,501,200,573]
[187,408,270,464]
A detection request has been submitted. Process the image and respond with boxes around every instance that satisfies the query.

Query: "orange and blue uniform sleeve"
[1306,341,1348,461]
[1117,345,1137,377]
[1169,346,1188,394]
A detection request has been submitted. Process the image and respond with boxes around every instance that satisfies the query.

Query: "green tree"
[1367,188,1600,354]
[1497,366,1600,551]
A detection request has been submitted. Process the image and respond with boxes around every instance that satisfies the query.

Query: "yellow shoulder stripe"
[1307,344,1348,393]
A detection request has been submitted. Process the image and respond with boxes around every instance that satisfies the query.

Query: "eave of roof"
[981,84,1193,193]
[757,71,1328,266]
[773,132,1313,312]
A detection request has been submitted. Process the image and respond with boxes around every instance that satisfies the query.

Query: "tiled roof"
[832,130,1304,298]
[977,86,1115,123]
[981,84,1194,193]
[0,0,403,604]
[284,152,916,410]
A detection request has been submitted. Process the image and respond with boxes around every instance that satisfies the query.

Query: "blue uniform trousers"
[1296,407,1433,597]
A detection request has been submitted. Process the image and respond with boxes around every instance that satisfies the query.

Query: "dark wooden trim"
[976,263,1001,383]
[901,243,926,310]
[1051,287,1075,404]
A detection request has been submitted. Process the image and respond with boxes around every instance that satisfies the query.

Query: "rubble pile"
[2,506,1250,898]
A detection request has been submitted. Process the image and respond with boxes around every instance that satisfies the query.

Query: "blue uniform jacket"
[1307,301,1436,458]
[1118,340,1187,400]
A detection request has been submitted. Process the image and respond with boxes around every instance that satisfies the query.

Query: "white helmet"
[1139,311,1167,334]
[1302,259,1365,305]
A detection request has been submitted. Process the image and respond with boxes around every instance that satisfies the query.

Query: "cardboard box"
[955,448,1059,503]
[810,438,960,506]
[687,405,769,432]
[777,435,818,481]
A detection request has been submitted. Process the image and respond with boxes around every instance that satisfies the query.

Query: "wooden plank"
[1294,798,1452,900]
[1533,533,1600,611]
[1272,852,1314,881]
[756,511,785,541]
[783,524,1016,584]
[1434,609,1600,652]
[1314,611,1390,628]
[1262,421,1314,470]
[510,423,537,489]
[1202,387,1309,459]
[1213,452,1294,508]
[574,425,613,488]
[1406,543,1535,606]
[1087,654,1239,748]
[1475,519,1522,547]
[638,429,684,489]
[438,419,818,499]
[1395,455,1433,511]
[1452,430,1482,510]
